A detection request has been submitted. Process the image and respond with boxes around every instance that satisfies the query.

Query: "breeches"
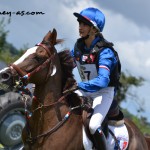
[75,87,114,134]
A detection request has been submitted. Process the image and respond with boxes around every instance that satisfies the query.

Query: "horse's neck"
[34,77,62,104]
[34,55,62,104]
[30,75,64,132]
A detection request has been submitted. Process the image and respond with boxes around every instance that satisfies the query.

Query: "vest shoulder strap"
[92,39,114,53]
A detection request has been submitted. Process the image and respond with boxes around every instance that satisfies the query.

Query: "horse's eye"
[38,50,43,54]
[35,55,46,63]
[35,56,41,62]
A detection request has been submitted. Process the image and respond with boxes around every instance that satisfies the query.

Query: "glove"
[81,96,93,113]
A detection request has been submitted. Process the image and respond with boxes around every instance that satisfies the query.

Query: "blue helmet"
[74,7,105,32]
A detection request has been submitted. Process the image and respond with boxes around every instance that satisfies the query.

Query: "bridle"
[9,43,80,144]
[9,43,55,97]
[11,43,54,81]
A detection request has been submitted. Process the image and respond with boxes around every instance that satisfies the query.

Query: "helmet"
[73,7,105,32]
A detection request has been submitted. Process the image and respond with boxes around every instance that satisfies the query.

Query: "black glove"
[81,96,93,113]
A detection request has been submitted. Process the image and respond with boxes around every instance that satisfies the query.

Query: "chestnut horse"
[145,136,150,150]
[0,29,148,150]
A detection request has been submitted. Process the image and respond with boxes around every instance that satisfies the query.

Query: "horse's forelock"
[56,39,64,45]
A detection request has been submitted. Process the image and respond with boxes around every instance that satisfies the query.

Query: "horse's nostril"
[2,73,10,80]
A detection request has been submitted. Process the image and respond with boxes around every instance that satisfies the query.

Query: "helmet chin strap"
[83,26,97,40]
[82,34,90,40]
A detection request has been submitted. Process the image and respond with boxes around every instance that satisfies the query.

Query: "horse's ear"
[43,30,52,42]
[49,28,57,46]
[50,29,64,45]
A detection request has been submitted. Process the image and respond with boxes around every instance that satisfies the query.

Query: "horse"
[0,29,148,150]
[145,136,150,150]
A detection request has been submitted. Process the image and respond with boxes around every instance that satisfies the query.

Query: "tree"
[116,71,144,104]
[116,71,150,133]
[0,18,9,53]
[0,18,27,64]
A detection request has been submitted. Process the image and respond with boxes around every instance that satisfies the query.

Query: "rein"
[23,87,80,144]
[27,101,81,143]
[31,93,67,114]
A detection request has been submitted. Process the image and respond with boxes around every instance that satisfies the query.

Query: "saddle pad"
[82,124,129,150]
[107,124,129,150]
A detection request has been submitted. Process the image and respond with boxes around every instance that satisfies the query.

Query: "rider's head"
[73,7,105,38]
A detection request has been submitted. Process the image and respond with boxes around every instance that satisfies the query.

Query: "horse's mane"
[58,50,77,92]
[58,50,81,109]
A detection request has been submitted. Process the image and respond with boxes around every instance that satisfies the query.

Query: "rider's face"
[78,21,91,38]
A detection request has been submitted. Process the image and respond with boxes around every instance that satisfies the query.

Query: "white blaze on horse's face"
[13,46,57,76]
[14,46,38,65]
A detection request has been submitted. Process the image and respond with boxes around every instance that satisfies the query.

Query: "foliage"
[116,71,144,104]
[0,18,27,64]
[116,70,149,132]
[122,108,150,134]
[0,18,10,53]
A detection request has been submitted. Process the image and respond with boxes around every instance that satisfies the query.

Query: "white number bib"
[76,61,98,81]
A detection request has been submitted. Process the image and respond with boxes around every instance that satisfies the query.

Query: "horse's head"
[0,29,63,88]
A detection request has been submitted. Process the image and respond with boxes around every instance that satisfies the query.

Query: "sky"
[0,0,150,121]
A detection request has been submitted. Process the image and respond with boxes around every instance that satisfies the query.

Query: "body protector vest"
[74,37,121,88]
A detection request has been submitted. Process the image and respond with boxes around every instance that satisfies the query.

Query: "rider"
[71,7,121,150]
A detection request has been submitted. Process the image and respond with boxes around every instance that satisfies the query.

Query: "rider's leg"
[92,127,107,150]
[88,87,115,150]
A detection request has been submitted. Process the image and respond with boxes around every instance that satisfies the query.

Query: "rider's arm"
[77,48,117,92]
